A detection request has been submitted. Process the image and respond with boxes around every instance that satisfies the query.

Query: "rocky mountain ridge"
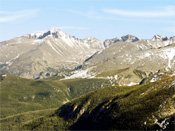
[0,28,104,79]
[104,34,175,48]
[0,28,174,82]
[104,34,140,48]
[66,36,175,86]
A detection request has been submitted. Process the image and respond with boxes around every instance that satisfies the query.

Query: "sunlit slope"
[0,74,111,130]
[19,76,175,130]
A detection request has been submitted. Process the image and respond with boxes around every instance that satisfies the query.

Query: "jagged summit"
[24,32,44,39]
[49,27,61,33]
[20,29,172,44]
[24,27,66,39]
[121,34,140,42]
[84,36,104,49]
[103,34,140,48]
[0,27,175,79]
[152,35,168,41]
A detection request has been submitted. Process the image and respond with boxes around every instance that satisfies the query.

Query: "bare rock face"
[0,28,104,79]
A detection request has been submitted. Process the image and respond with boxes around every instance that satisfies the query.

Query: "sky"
[0,0,175,41]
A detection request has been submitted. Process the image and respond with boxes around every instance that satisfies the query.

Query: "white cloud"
[0,9,39,23]
[103,6,175,17]
[59,26,89,30]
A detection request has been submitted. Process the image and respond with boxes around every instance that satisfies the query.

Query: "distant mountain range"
[74,35,175,86]
[0,28,175,86]
[0,28,104,79]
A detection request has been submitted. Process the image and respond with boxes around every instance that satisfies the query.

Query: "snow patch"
[150,76,159,82]
[47,40,63,56]
[145,52,150,57]
[64,67,95,79]
[5,53,23,66]
[60,33,75,47]
[128,82,139,86]
[166,48,175,68]
[114,74,118,80]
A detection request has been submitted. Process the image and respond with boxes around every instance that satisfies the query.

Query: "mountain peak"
[24,27,62,39]
[84,36,104,49]
[121,34,140,42]
[152,35,168,41]
[49,27,61,33]
[104,34,140,48]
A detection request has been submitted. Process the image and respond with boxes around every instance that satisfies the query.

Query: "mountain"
[104,34,140,48]
[69,36,175,86]
[152,35,169,41]
[1,29,175,130]
[0,28,104,79]
[18,76,175,130]
[0,28,175,85]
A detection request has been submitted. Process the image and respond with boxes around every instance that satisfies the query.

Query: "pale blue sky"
[0,0,175,41]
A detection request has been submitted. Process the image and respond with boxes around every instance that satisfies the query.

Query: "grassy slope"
[0,74,111,130]
[19,76,175,130]
[96,67,146,86]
